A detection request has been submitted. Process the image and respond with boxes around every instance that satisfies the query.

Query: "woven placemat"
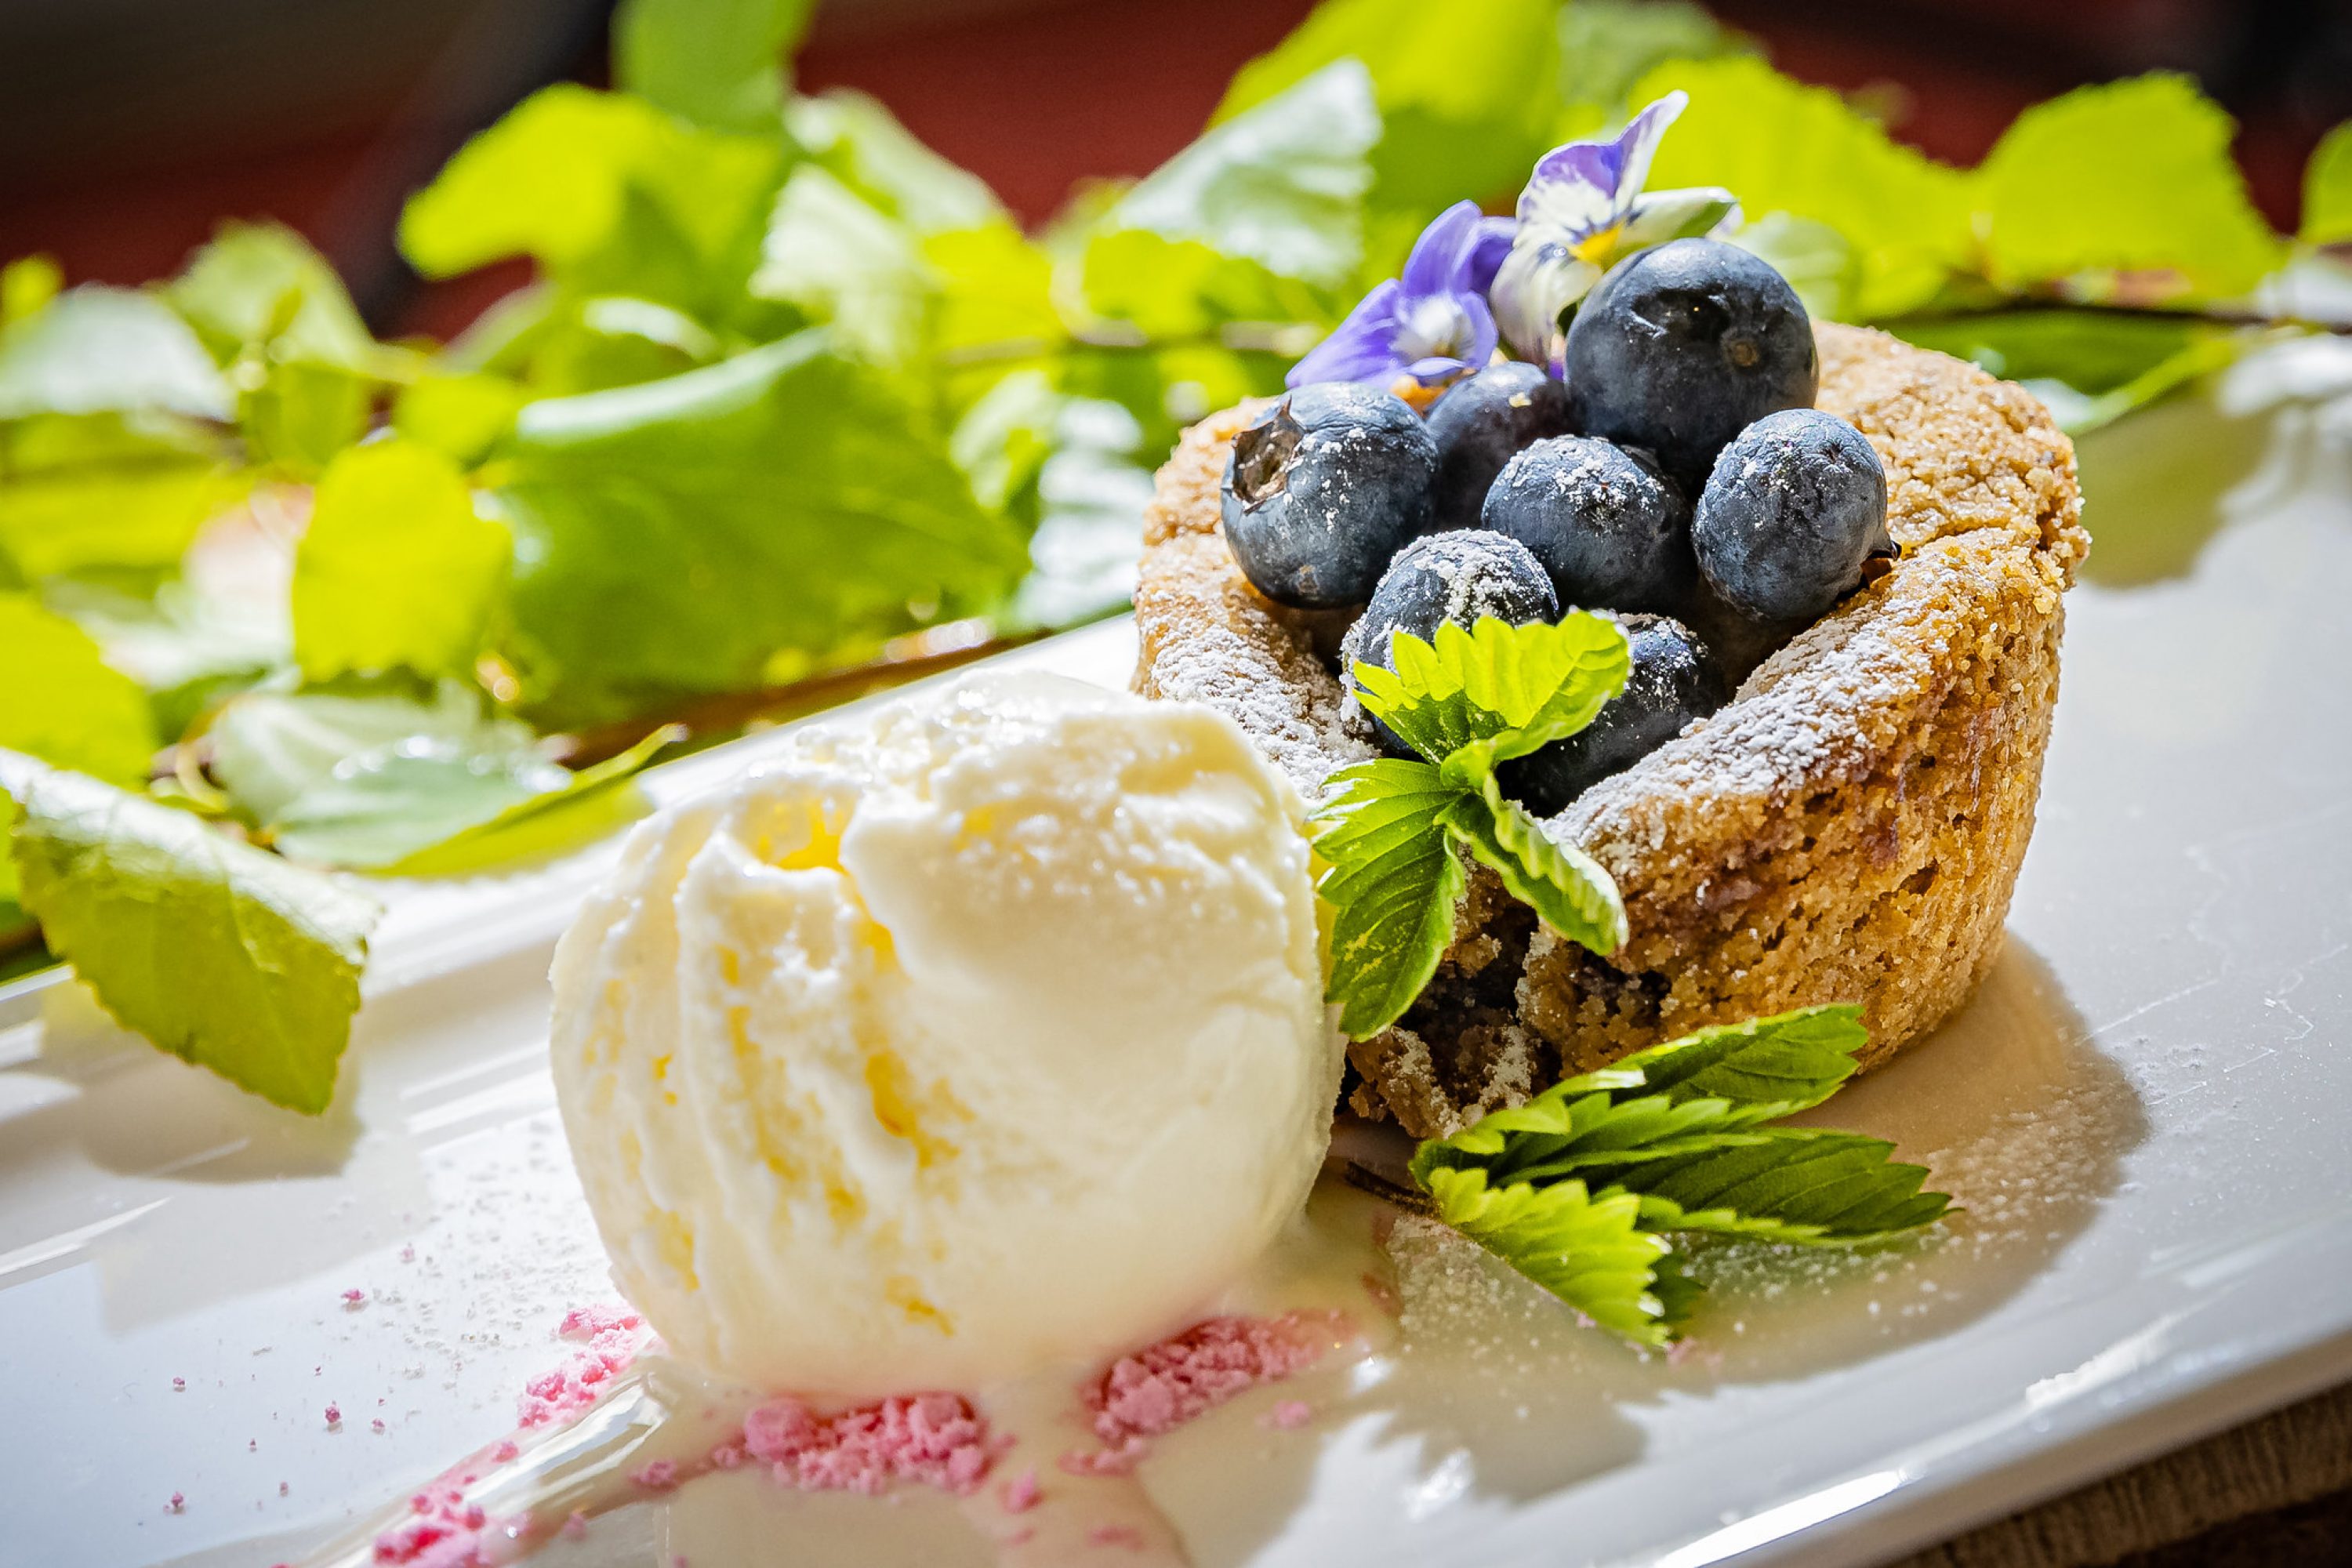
[1890,1381,2352,1567]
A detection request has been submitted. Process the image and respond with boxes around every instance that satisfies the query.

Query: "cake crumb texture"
[1133,325,2089,1138]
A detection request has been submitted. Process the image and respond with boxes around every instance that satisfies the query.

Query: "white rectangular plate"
[5,343,2352,1568]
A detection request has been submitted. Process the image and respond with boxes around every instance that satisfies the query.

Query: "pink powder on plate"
[1062,1312,1343,1475]
[999,1468,1040,1513]
[515,1307,648,1429]
[739,1392,995,1497]
[629,1459,678,1491]
[370,1483,526,1568]
[1262,1399,1312,1430]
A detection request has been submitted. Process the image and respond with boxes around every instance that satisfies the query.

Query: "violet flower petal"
[1400,201,1490,296]
[1287,278,1409,387]
[1517,90,1691,234]
[1466,216,1516,295]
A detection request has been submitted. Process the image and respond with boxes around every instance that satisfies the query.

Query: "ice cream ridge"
[549,670,1343,1397]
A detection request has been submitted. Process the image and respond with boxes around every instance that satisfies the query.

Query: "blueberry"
[1497,615,1728,815]
[1480,435,1693,615]
[1424,363,1573,531]
[1341,530,1559,757]
[1692,408,1893,624]
[1221,383,1437,609]
[1563,238,1817,492]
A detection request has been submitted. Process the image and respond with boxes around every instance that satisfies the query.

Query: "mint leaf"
[614,0,812,134]
[0,592,158,786]
[1604,1130,1951,1245]
[1352,613,1630,779]
[1591,1003,1868,1109]
[2301,122,2352,248]
[1634,56,1973,319]
[1973,74,2282,300]
[492,332,1026,728]
[1311,758,1466,1039]
[1091,60,1378,300]
[1408,1005,1951,1340]
[0,288,233,422]
[293,441,510,683]
[1313,616,1631,1037]
[3,755,377,1113]
[1421,1165,1675,1344]
[1441,778,1627,956]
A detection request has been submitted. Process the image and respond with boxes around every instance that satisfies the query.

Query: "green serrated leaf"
[381,724,678,878]
[1608,1129,1952,1245]
[0,592,159,786]
[392,372,527,465]
[1581,1003,1867,1111]
[209,681,571,869]
[750,164,932,362]
[1973,74,2282,301]
[1634,54,1974,320]
[1423,1164,1675,1345]
[2,256,63,326]
[165,222,381,374]
[0,288,233,423]
[399,85,786,320]
[3,754,378,1113]
[1407,1004,1948,1335]
[1093,60,1378,299]
[1441,778,1625,956]
[1554,2,1751,127]
[1410,1008,1869,1185]
[1308,758,1463,1039]
[42,575,289,739]
[293,441,510,684]
[1354,613,1629,779]
[790,90,1005,237]
[2304,122,2352,247]
[1218,0,1559,225]
[492,331,1026,728]
[614,0,811,134]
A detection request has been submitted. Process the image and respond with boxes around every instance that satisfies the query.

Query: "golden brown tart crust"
[1134,325,2089,1138]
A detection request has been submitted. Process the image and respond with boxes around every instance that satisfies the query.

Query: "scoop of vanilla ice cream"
[549,671,1341,1397]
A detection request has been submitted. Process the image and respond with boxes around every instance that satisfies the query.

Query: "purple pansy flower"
[1490,92,1741,371]
[1287,201,1515,390]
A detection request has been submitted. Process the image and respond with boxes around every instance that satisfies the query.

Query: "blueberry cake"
[1132,315,2087,1138]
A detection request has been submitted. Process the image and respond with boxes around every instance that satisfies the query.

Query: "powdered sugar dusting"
[1144,615,1368,799]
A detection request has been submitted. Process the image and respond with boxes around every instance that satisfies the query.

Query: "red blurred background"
[2,0,2346,343]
